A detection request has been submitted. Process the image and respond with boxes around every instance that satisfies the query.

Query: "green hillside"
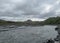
[0,16,60,26]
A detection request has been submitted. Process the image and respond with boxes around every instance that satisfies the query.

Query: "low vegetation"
[0,16,60,26]
[44,16,60,25]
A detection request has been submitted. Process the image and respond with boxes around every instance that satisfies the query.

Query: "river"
[0,25,58,43]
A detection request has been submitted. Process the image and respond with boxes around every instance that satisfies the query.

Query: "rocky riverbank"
[54,25,60,43]
[45,25,60,43]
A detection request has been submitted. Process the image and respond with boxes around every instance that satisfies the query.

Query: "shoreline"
[46,26,60,43]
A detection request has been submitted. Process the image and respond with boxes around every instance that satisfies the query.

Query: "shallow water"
[0,25,58,43]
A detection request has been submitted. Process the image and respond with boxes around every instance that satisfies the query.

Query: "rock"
[46,39,54,43]
[55,41,59,43]
[55,25,60,30]
[55,26,60,35]
[55,27,59,30]
[54,25,60,43]
[54,38,59,41]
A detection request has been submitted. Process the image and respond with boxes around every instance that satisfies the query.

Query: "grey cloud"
[0,0,60,21]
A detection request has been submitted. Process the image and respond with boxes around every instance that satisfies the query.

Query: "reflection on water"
[0,25,58,43]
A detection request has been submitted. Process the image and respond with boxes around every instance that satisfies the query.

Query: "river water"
[0,25,58,43]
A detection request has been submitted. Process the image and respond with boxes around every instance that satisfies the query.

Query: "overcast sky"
[0,0,60,21]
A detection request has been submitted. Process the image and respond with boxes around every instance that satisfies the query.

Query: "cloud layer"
[0,0,60,21]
